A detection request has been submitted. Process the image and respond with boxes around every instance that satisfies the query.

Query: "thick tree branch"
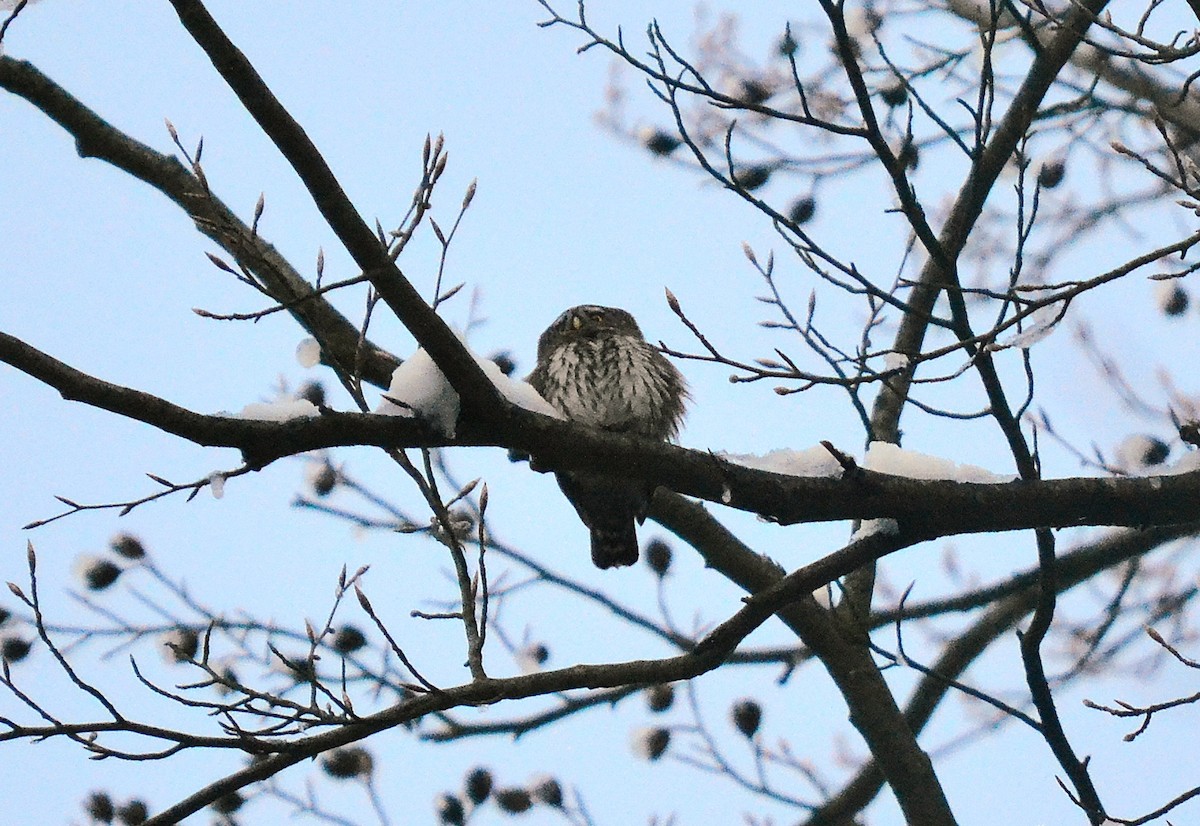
[6,325,1200,538]
[165,0,506,424]
[869,0,1110,441]
[0,54,398,390]
[142,527,908,824]
[807,524,1199,823]
[652,493,956,826]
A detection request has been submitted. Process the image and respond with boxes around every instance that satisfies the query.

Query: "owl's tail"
[554,471,648,570]
[590,526,639,569]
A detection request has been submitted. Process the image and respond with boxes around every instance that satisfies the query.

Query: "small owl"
[528,305,688,569]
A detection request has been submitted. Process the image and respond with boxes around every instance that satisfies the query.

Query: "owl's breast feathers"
[531,335,686,439]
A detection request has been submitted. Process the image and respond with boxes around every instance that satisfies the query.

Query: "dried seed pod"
[465,766,494,804]
[211,791,244,815]
[732,698,763,738]
[435,793,465,826]
[1,636,32,663]
[75,557,122,591]
[1037,160,1066,189]
[644,538,672,578]
[109,533,146,560]
[161,628,200,663]
[332,625,367,654]
[646,683,675,713]
[734,165,772,191]
[84,791,116,823]
[115,800,149,826]
[640,127,681,156]
[321,746,374,779]
[495,788,533,814]
[880,82,908,108]
[529,775,564,807]
[788,196,817,225]
[1157,282,1189,317]
[632,727,671,760]
[490,351,517,376]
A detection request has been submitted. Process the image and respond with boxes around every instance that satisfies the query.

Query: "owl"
[528,305,688,569]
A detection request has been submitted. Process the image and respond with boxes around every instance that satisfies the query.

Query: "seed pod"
[1037,160,1066,189]
[646,683,676,713]
[109,534,147,560]
[530,775,564,807]
[321,746,374,780]
[495,788,533,814]
[464,766,494,804]
[644,539,672,577]
[777,31,798,57]
[490,351,517,376]
[732,698,763,738]
[161,628,200,663]
[787,196,816,225]
[84,791,115,823]
[1,636,32,663]
[76,557,122,591]
[632,727,671,760]
[115,800,149,826]
[640,127,682,156]
[1157,282,1189,317]
[734,165,772,191]
[880,82,907,108]
[332,625,367,654]
[211,791,244,814]
[435,793,465,826]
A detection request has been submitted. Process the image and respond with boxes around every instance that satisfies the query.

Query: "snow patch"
[994,303,1062,350]
[236,399,319,422]
[376,338,563,437]
[722,446,844,478]
[296,337,321,368]
[850,518,899,542]
[864,442,1014,483]
[376,348,461,434]
[1160,450,1200,476]
[883,352,910,372]
[1114,434,1169,473]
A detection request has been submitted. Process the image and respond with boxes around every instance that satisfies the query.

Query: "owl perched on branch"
[528,305,688,569]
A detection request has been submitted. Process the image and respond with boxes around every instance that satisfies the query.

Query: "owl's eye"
[571,314,583,330]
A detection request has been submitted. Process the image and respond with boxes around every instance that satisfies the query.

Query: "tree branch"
[0,54,398,390]
[165,0,505,423]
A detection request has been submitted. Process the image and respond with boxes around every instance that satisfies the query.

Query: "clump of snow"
[993,303,1063,350]
[296,337,321,368]
[1001,324,1053,350]
[721,446,844,478]
[882,352,910,372]
[376,337,563,437]
[236,399,319,422]
[812,584,836,609]
[1114,434,1170,473]
[493,367,562,419]
[850,518,899,542]
[723,443,1011,483]
[377,348,461,434]
[864,442,1014,483]
[209,473,226,499]
[1159,449,1200,476]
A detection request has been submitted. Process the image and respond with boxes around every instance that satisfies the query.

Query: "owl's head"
[537,305,644,356]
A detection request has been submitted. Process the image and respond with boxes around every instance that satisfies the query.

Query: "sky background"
[2,2,1199,825]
